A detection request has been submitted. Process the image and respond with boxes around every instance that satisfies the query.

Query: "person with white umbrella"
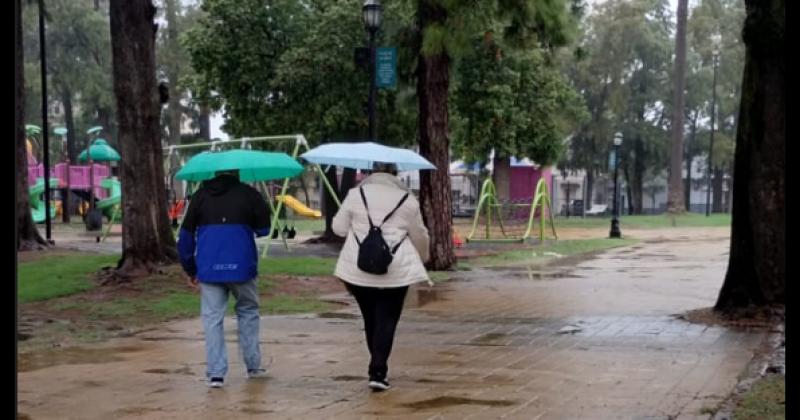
[331,161,431,391]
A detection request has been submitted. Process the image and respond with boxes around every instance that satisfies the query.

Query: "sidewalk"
[18,232,763,419]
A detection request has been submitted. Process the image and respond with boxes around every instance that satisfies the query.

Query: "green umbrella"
[54,127,68,136]
[87,126,103,135]
[26,124,41,136]
[78,139,121,162]
[176,149,303,182]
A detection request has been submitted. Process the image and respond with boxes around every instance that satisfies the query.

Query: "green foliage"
[453,37,587,165]
[183,0,416,144]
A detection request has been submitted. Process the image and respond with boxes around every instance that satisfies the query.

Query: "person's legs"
[368,286,409,381]
[230,279,261,373]
[201,282,230,380]
[345,282,378,364]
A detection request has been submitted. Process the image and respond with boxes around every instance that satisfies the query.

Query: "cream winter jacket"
[332,173,430,288]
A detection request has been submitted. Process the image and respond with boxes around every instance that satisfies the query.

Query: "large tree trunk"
[666,0,689,213]
[16,0,48,251]
[492,155,511,202]
[725,162,734,213]
[712,167,724,213]
[715,0,784,312]
[417,1,455,271]
[109,0,177,278]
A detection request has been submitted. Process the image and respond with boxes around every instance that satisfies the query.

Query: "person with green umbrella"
[176,150,302,388]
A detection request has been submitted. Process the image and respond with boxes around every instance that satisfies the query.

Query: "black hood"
[202,174,241,196]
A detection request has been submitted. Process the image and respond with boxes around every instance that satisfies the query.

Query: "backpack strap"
[359,187,375,228]
[380,193,409,227]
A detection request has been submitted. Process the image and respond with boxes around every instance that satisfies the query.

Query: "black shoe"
[368,378,391,391]
[207,377,224,388]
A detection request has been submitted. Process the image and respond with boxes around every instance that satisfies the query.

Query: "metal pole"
[705,53,718,217]
[609,145,621,238]
[368,29,377,141]
[38,0,52,241]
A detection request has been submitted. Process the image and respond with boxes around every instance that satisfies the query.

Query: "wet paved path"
[18,232,764,419]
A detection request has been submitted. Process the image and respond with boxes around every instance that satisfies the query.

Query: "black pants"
[344,282,408,380]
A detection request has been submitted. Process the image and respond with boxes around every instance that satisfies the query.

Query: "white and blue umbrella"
[300,141,436,171]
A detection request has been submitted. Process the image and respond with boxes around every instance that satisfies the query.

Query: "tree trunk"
[666,0,689,213]
[585,170,594,209]
[684,112,698,211]
[339,168,357,198]
[198,103,211,141]
[712,167,724,213]
[715,0,784,312]
[317,165,343,243]
[632,137,644,214]
[417,0,455,271]
[725,162,734,213]
[108,0,177,279]
[16,0,48,251]
[492,155,511,202]
[61,88,77,222]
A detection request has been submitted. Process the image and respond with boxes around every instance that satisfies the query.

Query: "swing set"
[163,134,341,257]
[467,177,558,243]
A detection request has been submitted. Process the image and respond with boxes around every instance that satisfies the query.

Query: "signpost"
[376,47,396,89]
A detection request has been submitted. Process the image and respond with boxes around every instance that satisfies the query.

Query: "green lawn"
[469,238,638,267]
[733,375,785,420]
[552,213,731,229]
[259,256,336,276]
[18,254,119,303]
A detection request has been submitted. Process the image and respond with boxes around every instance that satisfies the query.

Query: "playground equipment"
[29,178,59,223]
[96,177,122,242]
[164,135,339,257]
[467,178,558,243]
[276,194,322,218]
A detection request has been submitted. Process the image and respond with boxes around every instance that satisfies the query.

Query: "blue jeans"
[200,279,261,378]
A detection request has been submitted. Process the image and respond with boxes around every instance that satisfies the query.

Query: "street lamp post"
[705,34,721,217]
[609,132,623,238]
[362,0,383,141]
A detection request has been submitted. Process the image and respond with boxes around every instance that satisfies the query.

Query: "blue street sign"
[376,47,397,89]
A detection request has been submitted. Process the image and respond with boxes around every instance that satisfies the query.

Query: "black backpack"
[354,187,409,275]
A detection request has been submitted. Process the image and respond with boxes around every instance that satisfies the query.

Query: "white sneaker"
[368,379,391,391]
[207,377,224,388]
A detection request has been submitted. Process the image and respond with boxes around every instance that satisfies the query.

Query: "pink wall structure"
[28,163,110,199]
[509,166,552,218]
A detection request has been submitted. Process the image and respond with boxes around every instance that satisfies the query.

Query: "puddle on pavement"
[332,375,363,381]
[317,312,358,319]
[240,408,275,415]
[17,413,31,420]
[290,333,310,338]
[408,289,447,308]
[143,365,193,375]
[19,345,146,372]
[402,396,517,410]
[473,332,507,343]
[415,378,445,384]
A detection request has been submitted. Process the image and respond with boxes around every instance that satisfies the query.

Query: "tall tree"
[453,36,587,201]
[714,0,783,312]
[413,0,576,269]
[109,0,177,277]
[666,0,689,213]
[17,0,48,250]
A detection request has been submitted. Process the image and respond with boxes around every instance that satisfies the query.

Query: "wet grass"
[18,254,119,303]
[553,213,731,229]
[259,256,336,276]
[733,374,785,420]
[469,238,638,267]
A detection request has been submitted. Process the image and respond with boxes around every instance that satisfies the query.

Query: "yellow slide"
[276,195,322,218]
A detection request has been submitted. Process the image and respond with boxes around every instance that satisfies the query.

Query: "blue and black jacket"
[177,175,271,283]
